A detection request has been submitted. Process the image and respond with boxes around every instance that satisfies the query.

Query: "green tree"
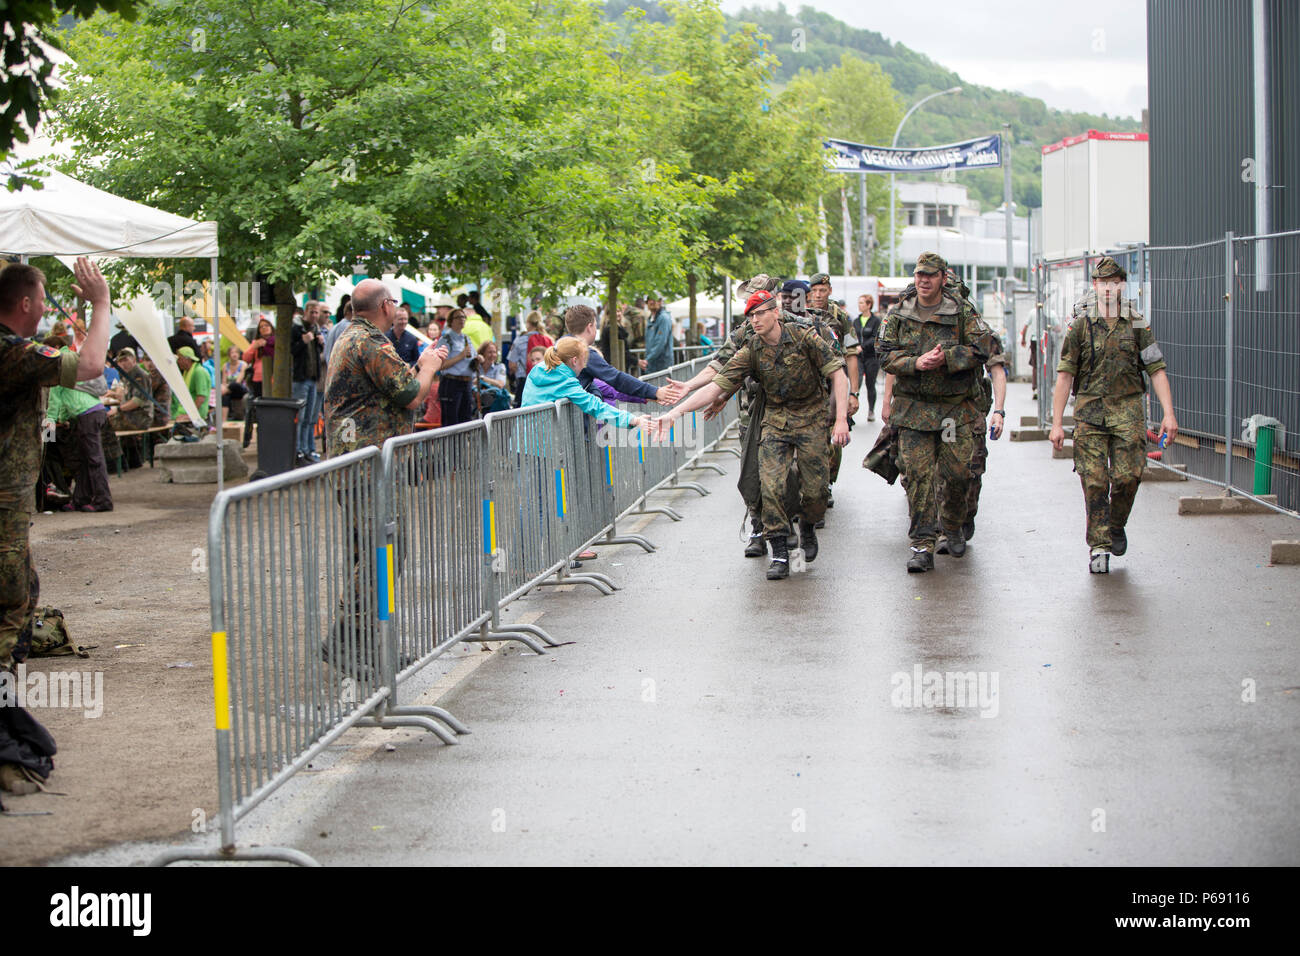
[51,0,515,397]
[657,0,827,340]
[1,0,143,189]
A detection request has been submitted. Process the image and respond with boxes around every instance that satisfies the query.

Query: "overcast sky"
[721,0,1147,119]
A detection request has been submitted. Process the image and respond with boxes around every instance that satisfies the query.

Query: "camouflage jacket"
[0,324,79,513]
[323,315,420,456]
[116,365,155,431]
[806,301,860,358]
[1057,291,1166,426]
[712,322,845,431]
[878,294,992,430]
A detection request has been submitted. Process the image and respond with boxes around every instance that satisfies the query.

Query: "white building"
[1040,130,1149,259]
[895,182,1029,277]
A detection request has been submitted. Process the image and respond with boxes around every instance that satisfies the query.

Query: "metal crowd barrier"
[154,449,444,866]
[163,355,744,865]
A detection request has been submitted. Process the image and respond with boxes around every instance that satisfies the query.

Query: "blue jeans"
[292,379,318,456]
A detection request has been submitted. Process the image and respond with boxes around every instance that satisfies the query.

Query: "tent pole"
[212,258,223,494]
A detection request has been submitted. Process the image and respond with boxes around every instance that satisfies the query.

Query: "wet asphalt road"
[67,383,1300,865]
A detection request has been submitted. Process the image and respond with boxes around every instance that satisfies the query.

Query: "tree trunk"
[686,272,699,347]
[270,280,296,399]
[605,273,624,372]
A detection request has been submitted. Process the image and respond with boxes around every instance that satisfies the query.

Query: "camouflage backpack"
[13,607,90,662]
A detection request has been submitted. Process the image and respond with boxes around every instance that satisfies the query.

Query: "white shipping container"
[1041,130,1149,259]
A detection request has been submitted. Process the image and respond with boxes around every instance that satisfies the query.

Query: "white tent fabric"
[0,168,218,259]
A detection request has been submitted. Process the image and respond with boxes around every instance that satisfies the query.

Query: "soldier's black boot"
[962,517,975,541]
[744,515,766,558]
[766,539,790,580]
[1109,527,1127,556]
[906,547,934,573]
[944,526,966,557]
[799,521,819,562]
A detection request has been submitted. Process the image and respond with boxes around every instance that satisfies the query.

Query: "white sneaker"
[1089,549,1110,574]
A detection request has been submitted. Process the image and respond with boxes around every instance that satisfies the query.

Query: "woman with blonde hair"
[520,336,649,431]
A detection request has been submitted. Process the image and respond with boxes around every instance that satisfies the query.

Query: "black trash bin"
[250,397,306,479]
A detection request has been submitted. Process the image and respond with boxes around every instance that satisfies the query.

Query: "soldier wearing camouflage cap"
[877,252,993,572]
[808,272,861,513]
[1050,256,1179,573]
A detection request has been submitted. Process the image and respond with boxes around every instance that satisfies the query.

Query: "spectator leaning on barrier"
[563,304,683,408]
[0,259,109,794]
[521,336,651,433]
[643,294,674,373]
[323,279,448,456]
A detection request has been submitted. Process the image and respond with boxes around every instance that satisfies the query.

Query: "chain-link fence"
[1036,231,1300,515]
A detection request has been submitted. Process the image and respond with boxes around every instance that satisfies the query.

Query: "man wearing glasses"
[653,290,849,580]
[323,279,448,456]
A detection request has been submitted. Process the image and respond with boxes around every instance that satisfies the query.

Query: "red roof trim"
[1042,129,1149,155]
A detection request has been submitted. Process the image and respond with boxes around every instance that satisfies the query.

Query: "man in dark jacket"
[291,300,326,461]
[563,305,684,406]
[167,316,200,356]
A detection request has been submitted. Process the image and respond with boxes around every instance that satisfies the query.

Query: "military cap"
[808,272,832,287]
[914,252,946,275]
[1090,256,1127,281]
[781,278,810,294]
[737,273,781,297]
[116,347,137,360]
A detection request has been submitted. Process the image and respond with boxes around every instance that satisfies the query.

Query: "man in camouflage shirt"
[1050,256,1178,573]
[807,273,860,512]
[0,259,109,792]
[324,279,448,456]
[655,290,849,580]
[878,253,993,572]
[674,274,782,556]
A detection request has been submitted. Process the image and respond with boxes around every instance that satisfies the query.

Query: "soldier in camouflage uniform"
[878,253,993,572]
[656,290,849,579]
[1050,257,1178,573]
[322,280,448,678]
[807,273,860,511]
[0,260,108,791]
[675,273,782,556]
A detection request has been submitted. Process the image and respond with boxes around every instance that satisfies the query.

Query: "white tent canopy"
[0,168,218,259]
[1,166,222,481]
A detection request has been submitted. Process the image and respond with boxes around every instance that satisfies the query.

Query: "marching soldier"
[807,273,860,515]
[1050,256,1178,573]
[878,253,992,572]
[655,290,849,579]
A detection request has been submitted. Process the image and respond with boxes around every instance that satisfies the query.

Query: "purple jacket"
[591,378,647,407]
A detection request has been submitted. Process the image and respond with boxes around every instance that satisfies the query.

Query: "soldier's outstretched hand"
[658,379,688,405]
[700,394,728,420]
[648,415,673,441]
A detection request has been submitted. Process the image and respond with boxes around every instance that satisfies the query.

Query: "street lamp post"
[889,86,962,278]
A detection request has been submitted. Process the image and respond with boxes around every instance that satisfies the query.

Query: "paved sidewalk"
[64,383,1300,866]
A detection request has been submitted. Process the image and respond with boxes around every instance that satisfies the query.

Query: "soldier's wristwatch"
[993,409,1005,416]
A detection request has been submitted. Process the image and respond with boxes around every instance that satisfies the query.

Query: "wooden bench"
[111,424,177,475]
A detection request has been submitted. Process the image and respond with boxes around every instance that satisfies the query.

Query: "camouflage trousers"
[0,509,38,671]
[1073,419,1145,549]
[938,425,987,528]
[898,424,975,550]
[760,426,829,537]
